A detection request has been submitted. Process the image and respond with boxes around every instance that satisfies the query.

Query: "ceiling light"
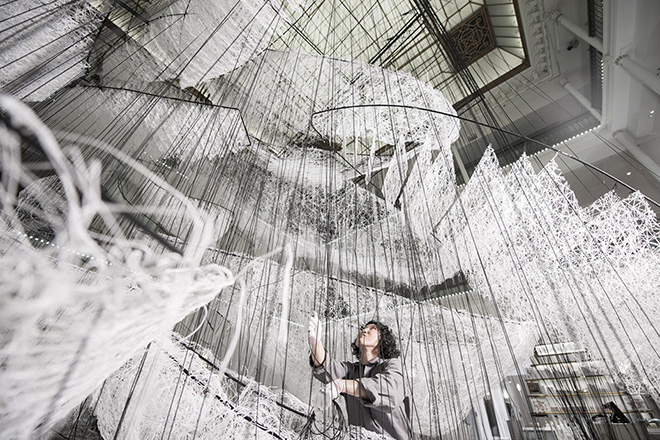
[650,110,655,117]
[626,171,632,176]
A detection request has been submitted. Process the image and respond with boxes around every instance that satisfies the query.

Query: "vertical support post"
[476,399,495,440]
[492,385,513,440]
[452,145,471,183]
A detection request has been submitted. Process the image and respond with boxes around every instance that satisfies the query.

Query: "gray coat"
[312,353,412,439]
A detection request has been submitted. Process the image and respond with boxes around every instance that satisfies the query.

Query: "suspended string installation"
[1,0,660,439]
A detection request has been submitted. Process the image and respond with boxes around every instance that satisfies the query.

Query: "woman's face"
[356,323,380,351]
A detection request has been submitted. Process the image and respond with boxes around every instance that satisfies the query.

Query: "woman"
[309,311,411,439]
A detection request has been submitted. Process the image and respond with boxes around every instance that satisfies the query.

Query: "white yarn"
[0,96,236,439]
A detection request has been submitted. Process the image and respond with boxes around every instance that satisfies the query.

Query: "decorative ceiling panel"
[446,7,496,69]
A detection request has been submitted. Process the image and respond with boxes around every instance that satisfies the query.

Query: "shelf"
[525,342,657,437]
[530,391,626,397]
[532,360,593,366]
[526,374,603,381]
[533,410,653,416]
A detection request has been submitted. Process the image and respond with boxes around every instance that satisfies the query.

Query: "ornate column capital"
[614,54,629,66]
[547,9,563,23]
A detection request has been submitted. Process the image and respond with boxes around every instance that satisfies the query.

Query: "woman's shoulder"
[381,357,403,368]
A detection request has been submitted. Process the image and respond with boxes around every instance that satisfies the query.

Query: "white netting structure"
[211,50,460,159]
[97,37,179,89]
[380,133,459,237]
[95,334,394,440]
[311,64,461,148]
[36,87,250,162]
[95,335,306,440]
[118,0,291,88]
[3,1,660,436]
[435,147,660,401]
[0,95,236,439]
[0,0,105,102]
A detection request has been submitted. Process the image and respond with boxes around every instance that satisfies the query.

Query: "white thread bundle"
[0,96,236,439]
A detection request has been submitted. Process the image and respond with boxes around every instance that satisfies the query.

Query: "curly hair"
[351,320,401,359]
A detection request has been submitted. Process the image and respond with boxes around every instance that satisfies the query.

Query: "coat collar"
[359,356,383,366]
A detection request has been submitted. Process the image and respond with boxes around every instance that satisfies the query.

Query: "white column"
[491,385,512,440]
[452,145,470,183]
[475,399,495,440]
[549,10,603,53]
[560,78,602,121]
[612,129,660,185]
[615,55,660,98]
